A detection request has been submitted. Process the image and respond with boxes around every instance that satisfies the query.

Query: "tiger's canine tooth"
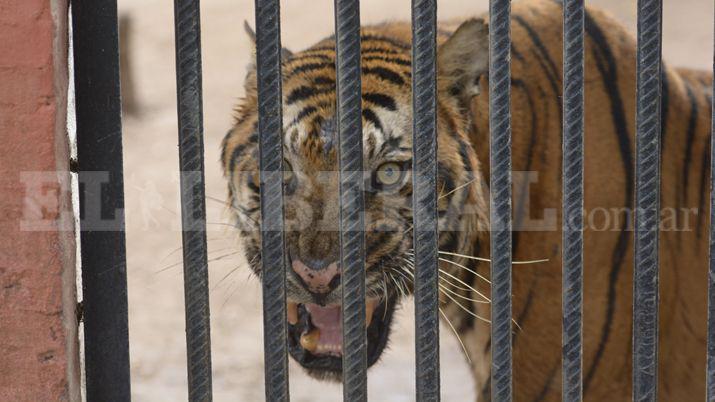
[300,328,320,352]
[287,302,298,325]
[366,299,377,327]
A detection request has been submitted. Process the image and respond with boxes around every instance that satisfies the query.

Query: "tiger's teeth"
[300,328,320,352]
[287,302,298,325]
[366,299,377,327]
[316,343,342,354]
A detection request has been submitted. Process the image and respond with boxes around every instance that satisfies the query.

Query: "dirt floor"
[114,0,712,400]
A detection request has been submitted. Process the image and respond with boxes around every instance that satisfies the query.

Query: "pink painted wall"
[0,0,80,400]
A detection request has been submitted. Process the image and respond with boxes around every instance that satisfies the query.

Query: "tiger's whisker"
[439,282,490,303]
[217,254,259,308]
[206,195,260,226]
[436,268,491,302]
[392,268,413,294]
[437,257,491,284]
[439,307,472,364]
[206,222,240,229]
[396,265,504,334]
[438,177,479,200]
[437,286,491,324]
[390,271,408,299]
[438,181,447,197]
[405,267,523,331]
[161,241,234,264]
[381,271,390,320]
[221,280,242,310]
[398,258,488,301]
[401,256,468,293]
[397,264,490,304]
[212,264,245,291]
[402,254,532,330]
[155,250,242,274]
[386,272,398,298]
[397,260,477,294]
[512,318,523,332]
[439,250,549,265]
[406,249,549,265]
[439,276,477,292]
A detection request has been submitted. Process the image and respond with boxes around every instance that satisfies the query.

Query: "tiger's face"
[222,19,489,380]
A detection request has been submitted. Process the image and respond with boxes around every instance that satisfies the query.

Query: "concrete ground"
[115,0,712,400]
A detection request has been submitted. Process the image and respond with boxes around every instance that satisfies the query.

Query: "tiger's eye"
[251,161,294,190]
[375,162,403,186]
[283,160,297,195]
[251,170,260,188]
[282,159,295,181]
[283,166,294,183]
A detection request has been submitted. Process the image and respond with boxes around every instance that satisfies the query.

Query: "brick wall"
[0,0,80,400]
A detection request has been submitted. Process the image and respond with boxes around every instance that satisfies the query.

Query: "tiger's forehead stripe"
[278,31,414,161]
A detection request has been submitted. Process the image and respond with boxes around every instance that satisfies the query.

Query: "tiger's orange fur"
[222,0,713,399]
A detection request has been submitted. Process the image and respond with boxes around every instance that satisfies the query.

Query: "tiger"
[221,0,713,400]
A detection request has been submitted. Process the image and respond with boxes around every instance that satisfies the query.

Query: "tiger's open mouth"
[286,296,397,377]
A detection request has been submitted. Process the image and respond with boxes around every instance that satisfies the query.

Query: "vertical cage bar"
[561,0,585,401]
[172,0,213,400]
[632,0,663,400]
[72,1,131,400]
[488,0,513,400]
[254,0,290,400]
[707,5,715,400]
[411,0,440,400]
[334,0,368,400]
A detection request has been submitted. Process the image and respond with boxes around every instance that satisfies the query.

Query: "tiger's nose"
[291,259,340,294]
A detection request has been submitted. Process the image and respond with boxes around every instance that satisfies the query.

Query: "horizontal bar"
[172,0,214,400]
[71,0,132,399]
[411,0,441,400]
[561,0,585,401]
[488,0,513,400]
[254,0,290,400]
[333,0,368,400]
[632,0,663,400]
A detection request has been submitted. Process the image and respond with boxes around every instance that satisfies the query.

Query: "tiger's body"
[222,0,713,400]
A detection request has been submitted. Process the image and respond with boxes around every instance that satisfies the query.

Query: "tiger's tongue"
[296,300,378,356]
[303,304,342,356]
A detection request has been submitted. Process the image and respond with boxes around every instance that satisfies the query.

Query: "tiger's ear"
[437,18,489,101]
[243,21,292,93]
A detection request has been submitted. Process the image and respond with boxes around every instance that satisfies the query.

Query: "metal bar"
[254,0,290,400]
[488,0,512,400]
[632,0,663,400]
[561,0,585,401]
[707,5,715,400]
[71,1,131,400]
[333,0,368,400]
[172,0,213,400]
[411,0,440,400]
